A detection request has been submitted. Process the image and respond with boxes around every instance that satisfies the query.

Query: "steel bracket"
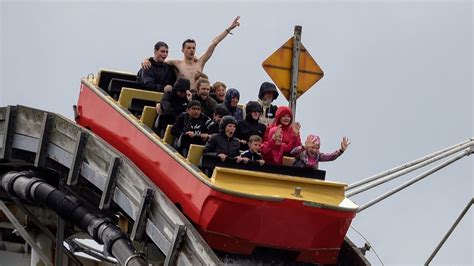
[34,113,54,167]
[130,188,154,242]
[67,131,88,186]
[164,224,186,266]
[99,156,121,210]
[1,105,17,160]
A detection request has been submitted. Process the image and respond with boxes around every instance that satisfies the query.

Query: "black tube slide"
[0,171,147,266]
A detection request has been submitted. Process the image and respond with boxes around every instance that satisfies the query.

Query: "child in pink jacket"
[291,135,350,169]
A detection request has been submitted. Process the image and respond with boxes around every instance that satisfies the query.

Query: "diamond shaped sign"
[262,38,324,100]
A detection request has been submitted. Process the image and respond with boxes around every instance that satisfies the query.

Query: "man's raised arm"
[199,16,240,65]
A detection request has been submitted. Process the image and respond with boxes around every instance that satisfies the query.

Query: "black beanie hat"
[219,115,237,132]
[187,100,201,109]
[245,101,262,114]
[174,78,190,92]
[215,104,229,116]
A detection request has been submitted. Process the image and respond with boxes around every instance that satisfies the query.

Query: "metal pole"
[347,139,473,190]
[425,198,473,265]
[0,201,53,266]
[347,142,473,197]
[290,25,302,117]
[357,151,468,213]
[55,217,66,266]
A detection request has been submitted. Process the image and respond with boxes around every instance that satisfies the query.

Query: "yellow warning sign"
[262,38,324,100]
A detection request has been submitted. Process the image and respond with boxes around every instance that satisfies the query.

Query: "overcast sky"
[1,1,472,265]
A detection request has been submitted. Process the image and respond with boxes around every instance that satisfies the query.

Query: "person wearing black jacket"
[236,101,266,150]
[203,115,241,161]
[137,41,177,92]
[257,82,279,126]
[153,78,191,137]
[171,101,212,157]
[208,104,229,134]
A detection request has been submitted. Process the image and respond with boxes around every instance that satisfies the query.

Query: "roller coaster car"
[76,69,358,264]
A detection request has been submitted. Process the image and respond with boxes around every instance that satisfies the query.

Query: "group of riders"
[135,16,350,171]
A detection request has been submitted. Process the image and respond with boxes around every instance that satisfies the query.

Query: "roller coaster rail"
[0,105,220,265]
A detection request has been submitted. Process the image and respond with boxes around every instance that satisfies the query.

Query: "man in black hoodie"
[257,82,279,126]
[203,115,241,162]
[153,78,191,137]
[236,101,267,150]
[137,41,177,92]
[172,101,212,157]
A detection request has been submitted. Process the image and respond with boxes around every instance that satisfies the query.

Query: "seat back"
[118,88,163,116]
[140,106,158,128]
[187,144,205,166]
[282,156,296,166]
[163,124,174,145]
[108,78,142,100]
[97,69,136,90]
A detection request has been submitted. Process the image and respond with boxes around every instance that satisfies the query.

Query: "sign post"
[290,26,302,116]
[262,26,324,118]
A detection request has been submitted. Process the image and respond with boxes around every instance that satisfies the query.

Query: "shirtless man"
[143,16,240,90]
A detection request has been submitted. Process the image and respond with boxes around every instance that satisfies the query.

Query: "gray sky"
[1,0,472,265]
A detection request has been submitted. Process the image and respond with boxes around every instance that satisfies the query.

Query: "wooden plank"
[49,115,82,154]
[14,105,44,139]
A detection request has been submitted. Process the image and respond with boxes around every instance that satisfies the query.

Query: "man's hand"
[142,58,152,70]
[155,103,162,116]
[258,159,265,166]
[340,137,351,152]
[292,122,301,136]
[217,153,227,162]
[164,85,172,93]
[228,16,240,31]
[239,139,247,145]
[201,133,209,141]
[186,90,193,101]
[236,156,243,163]
[186,131,195,137]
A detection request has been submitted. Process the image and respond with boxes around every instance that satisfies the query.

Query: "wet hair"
[249,135,262,144]
[182,39,196,49]
[196,79,210,90]
[214,104,229,116]
[194,71,209,82]
[212,81,227,92]
[154,41,168,51]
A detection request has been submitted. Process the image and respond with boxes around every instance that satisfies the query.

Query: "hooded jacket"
[137,57,177,92]
[204,116,240,157]
[261,106,301,165]
[171,110,212,154]
[237,101,266,150]
[257,82,279,125]
[224,88,243,121]
[156,78,190,131]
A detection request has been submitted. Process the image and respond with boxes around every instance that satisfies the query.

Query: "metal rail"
[347,139,473,191]
[347,141,473,197]
[357,148,471,212]
[424,198,473,265]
